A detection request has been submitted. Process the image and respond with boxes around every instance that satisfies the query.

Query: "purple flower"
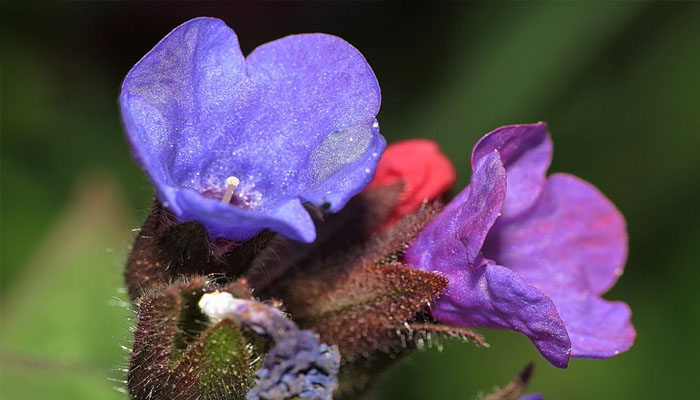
[405,123,635,368]
[120,17,384,243]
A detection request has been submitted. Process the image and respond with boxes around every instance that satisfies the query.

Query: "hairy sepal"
[285,263,447,360]
[127,278,264,400]
[125,200,272,300]
[271,201,447,360]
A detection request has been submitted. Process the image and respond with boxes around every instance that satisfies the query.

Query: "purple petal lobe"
[471,123,552,218]
[177,190,316,242]
[245,33,383,213]
[483,173,633,359]
[548,290,635,359]
[429,263,571,368]
[120,17,384,242]
[407,151,507,270]
[483,173,628,297]
[120,18,248,193]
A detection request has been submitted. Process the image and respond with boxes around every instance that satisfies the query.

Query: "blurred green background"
[2,2,699,399]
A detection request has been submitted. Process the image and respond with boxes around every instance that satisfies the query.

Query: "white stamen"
[221,176,240,204]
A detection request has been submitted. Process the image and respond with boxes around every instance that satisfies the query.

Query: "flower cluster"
[121,17,635,400]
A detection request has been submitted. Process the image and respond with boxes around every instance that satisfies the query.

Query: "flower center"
[199,175,263,210]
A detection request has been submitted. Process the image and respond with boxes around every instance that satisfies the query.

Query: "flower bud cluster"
[121,17,634,400]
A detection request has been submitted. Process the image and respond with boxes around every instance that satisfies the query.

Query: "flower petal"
[246,33,383,212]
[482,173,633,360]
[429,262,571,368]
[120,17,247,193]
[471,123,552,218]
[547,290,635,359]
[406,151,506,270]
[483,173,628,296]
[120,18,384,242]
[299,121,386,212]
[176,189,316,243]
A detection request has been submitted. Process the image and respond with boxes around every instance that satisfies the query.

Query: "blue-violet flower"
[120,17,384,243]
[405,123,636,367]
